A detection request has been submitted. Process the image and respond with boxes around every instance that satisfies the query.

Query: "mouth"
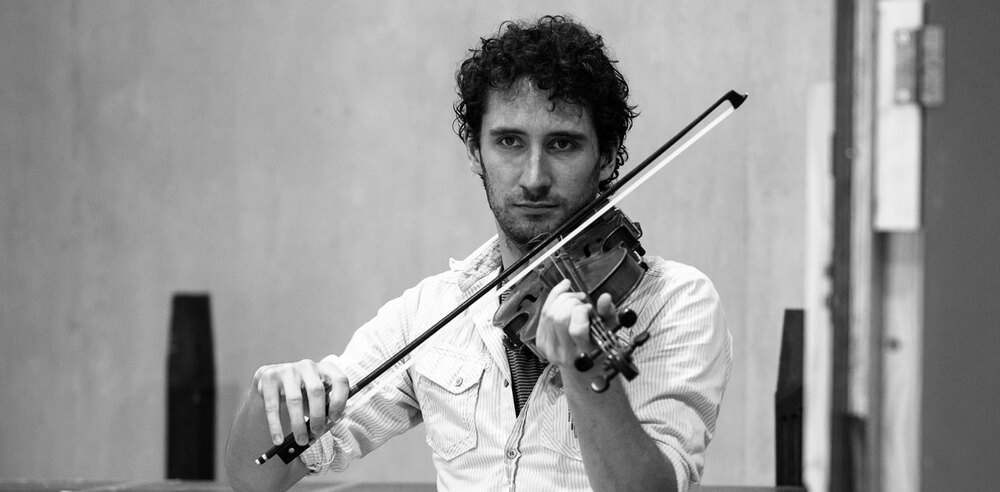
[513,203,560,217]
[513,202,559,210]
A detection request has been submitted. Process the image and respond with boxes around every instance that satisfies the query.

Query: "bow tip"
[725,90,749,109]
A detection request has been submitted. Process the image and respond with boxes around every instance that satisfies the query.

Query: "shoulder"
[641,256,722,303]
[373,237,500,319]
[393,269,462,308]
[627,256,727,338]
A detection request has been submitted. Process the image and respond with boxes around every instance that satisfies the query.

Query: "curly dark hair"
[454,15,639,190]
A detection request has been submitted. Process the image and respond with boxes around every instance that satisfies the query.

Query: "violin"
[494,206,650,392]
[255,90,747,465]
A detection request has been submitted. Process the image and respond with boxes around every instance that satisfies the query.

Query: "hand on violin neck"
[533,278,616,369]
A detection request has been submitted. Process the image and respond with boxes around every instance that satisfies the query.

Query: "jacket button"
[454,377,463,387]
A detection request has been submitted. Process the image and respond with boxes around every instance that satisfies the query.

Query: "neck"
[498,234,527,274]
[497,230,553,275]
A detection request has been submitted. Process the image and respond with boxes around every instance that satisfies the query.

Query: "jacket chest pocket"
[414,345,486,461]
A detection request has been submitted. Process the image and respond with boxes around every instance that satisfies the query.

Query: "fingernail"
[273,434,282,445]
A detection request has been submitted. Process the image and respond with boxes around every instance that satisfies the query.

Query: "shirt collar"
[449,235,502,296]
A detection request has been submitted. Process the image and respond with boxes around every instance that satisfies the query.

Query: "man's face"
[468,80,613,251]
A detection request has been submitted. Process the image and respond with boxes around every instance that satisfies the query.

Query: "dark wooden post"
[166,293,216,479]
[776,309,804,487]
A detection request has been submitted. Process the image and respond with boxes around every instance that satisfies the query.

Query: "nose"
[519,146,551,199]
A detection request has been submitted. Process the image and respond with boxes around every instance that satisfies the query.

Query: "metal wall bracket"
[894,25,945,107]
[876,0,927,231]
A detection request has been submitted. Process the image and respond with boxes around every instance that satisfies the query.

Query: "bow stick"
[255,89,747,465]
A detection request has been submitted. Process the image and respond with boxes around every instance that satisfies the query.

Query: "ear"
[466,137,484,176]
[597,142,619,182]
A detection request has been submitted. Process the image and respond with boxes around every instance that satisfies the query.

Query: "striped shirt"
[302,237,732,491]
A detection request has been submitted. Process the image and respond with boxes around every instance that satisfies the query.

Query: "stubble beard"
[480,169,600,257]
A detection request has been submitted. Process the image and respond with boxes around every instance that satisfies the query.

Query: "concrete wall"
[0,0,831,485]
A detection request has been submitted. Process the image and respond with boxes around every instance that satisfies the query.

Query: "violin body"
[493,207,649,390]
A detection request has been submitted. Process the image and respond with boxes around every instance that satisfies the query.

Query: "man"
[225,15,731,492]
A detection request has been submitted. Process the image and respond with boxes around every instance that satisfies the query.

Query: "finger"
[280,372,308,446]
[318,356,350,423]
[567,303,596,352]
[549,291,586,333]
[259,374,286,446]
[535,280,569,358]
[534,315,552,360]
[596,293,617,326]
[541,278,573,313]
[545,289,586,327]
[537,286,575,358]
[299,364,329,438]
[326,372,350,423]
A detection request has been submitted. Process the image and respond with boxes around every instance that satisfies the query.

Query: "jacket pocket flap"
[415,345,485,394]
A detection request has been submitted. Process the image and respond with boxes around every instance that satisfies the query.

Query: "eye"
[549,137,577,152]
[497,136,522,148]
